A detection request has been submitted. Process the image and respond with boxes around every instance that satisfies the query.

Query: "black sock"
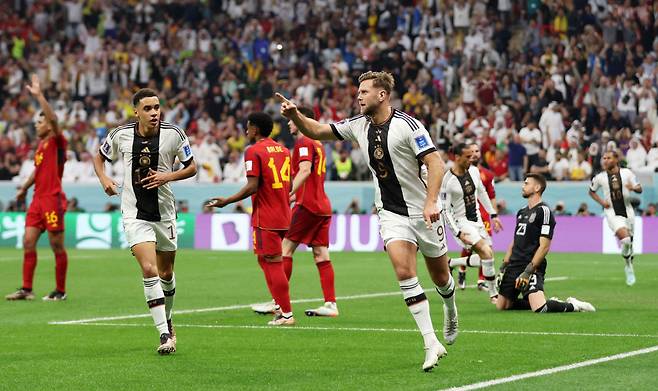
[510,299,531,310]
[535,300,575,313]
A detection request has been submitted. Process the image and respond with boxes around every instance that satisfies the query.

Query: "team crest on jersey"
[463,180,473,194]
[415,135,429,149]
[611,177,621,190]
[529,212,536,223]
[374,146,384,160]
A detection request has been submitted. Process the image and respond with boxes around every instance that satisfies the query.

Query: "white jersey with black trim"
[589,168,638,219]
[100,121,194,222]
[330,109,437,217]
[440,165,496,237]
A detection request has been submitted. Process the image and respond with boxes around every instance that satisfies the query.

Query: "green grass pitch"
[1,249,657,390]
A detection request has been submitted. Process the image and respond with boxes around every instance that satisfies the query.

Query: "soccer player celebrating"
[497,174,595,313]
[251,107,338,317]
[441,143,502,303]
[589,150,642,286]
[207,112,295,326]
[6,75,70,302]
[93,88,197,354]
[277,71,457,372]
[454,143,500,291]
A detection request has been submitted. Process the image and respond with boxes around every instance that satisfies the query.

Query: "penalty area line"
[48,277,569,325]
[440,345,658,391]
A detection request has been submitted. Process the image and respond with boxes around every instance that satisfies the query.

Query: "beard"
[361,102,377,117]
[522,191,530,198]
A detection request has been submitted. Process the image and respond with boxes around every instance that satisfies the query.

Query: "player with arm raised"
[589,150,642,286]
[207,112,295,326]
[250,107,338,317]
[441,143,502,303]
[277,71,457,372]
[93,88,197,354]
[496,174,595,313]
[6,75,70,302]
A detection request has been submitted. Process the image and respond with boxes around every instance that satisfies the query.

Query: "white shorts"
[604,211,634,236]
[378,210,448,258]
[123,218,178,251]
[454,219,491,250]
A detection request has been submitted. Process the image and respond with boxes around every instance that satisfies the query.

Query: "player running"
[589,150,642,286]
[454,143,499,291]
[251,107,338,317]
[441,143,502,303]
[6,75,70,302]
[207,112,295,326]
[94,88,198,354]
[497,174,595,313]
[277,71,457,372]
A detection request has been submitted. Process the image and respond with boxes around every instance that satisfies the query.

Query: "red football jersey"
[244,138,291,230]
[34,133,67,197]
[478,165,496,220]
[292,136,332,216]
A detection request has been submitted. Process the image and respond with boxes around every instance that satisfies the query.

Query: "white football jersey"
[589,168,639,219]
[440,165,496,237]
[330,109,437,217]
[100,121,194,222]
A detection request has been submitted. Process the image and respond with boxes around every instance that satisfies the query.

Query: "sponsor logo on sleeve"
[183,145,192,158]
[415,135,429,149]
[102,142,111,154]
[245,160,253,172]
[541,225,550,235]
[299,147,309,157]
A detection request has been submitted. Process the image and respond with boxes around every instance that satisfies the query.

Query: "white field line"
[441,345,658,391]
[65,322,658,339]
[48,277,569,325]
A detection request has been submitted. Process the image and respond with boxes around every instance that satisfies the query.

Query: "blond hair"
[358,71,395,94]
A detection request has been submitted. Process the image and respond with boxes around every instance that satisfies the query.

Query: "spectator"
[507,133,527,181]
[576,203,593,216]
[549,151,570,181]
[222,150,246,184]
[569,152,593,181]
[626,138,647,172]
[642,203,657,217]
[519,121,542,168]
[553,201,571,216]
[334,148,353,181]
[530,149,552,180]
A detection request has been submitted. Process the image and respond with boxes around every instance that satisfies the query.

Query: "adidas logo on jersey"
[142,147,150,153]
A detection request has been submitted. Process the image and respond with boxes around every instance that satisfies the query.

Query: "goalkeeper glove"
[515,264,535,291]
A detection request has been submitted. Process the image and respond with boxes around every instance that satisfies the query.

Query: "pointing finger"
[274,93,290,104]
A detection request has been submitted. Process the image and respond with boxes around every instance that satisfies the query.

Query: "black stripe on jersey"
[453,170,478,222]
[607,171,627,217]
[349,115,364,122]
[368,118,408,216]
[330,124,345,140]
[393,110,419,130]
[131,124,161,221]
[108,123,133,141]
[416,147,436,161]
[160,122,186,141]
[417,161,427,189]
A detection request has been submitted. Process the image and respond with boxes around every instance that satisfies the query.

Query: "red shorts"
[253,228,286,256]
[26,193,67,232]
[285,205,331,247]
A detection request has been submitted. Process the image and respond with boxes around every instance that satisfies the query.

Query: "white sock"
[399,277,438,346]
[160,273,176,320]
[620,237,633,262]
[435,275,457,317]
[481,259,498,297]
[449,254,481,268]
[144,277,168,336]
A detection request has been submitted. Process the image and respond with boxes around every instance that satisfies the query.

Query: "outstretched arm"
[276,93,337,141]
[207,176,259,208]
[26,74,60,135]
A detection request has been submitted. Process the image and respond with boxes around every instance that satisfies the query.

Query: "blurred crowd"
[1,0,658,192]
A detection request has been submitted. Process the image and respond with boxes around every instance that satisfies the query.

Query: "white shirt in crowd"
[519,126,542,155]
